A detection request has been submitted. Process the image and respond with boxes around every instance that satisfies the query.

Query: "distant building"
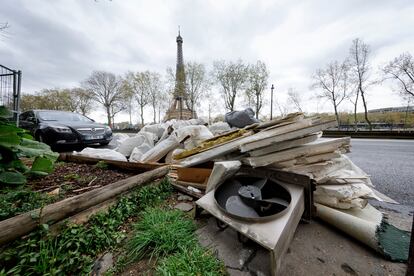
[368,106,414,113]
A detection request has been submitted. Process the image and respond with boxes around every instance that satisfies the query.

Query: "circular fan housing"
[214,176,292,222]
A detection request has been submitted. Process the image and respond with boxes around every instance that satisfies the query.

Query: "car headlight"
[50,126,72,133]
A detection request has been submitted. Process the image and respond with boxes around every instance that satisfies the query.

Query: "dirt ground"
[28,162,135,197]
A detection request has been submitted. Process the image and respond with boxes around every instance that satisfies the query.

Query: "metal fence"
[0,64,21,123]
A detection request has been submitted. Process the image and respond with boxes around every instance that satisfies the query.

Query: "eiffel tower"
[164,28,196,121]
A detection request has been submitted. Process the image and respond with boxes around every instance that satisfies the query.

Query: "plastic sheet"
[225,108,259,128]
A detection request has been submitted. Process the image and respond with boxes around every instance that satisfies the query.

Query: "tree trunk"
[140,105,144,126]
[153,104,156,124]
[359,86,372,130]
[106,105,112,127]
[353,91,359,131]
[0,166,169,246]
[334,103,340,129]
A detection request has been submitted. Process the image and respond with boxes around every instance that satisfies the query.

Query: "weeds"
[127,208,197,262]
[156,245,226,276]
[0,187,55,221]
[95,161,109,169]
[0,177,173,275]
[116,207,226,276]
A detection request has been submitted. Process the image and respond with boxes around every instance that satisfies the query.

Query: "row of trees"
[21,59,270,126]
[312,38,414,129]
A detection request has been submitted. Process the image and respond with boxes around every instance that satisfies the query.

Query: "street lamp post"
[270,84,274,120]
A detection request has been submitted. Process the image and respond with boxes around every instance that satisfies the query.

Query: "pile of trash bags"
[74,118,219,163]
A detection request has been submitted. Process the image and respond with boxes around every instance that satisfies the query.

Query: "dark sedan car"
[19,110,112,147]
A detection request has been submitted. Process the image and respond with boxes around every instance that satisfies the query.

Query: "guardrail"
[323,130,414,139]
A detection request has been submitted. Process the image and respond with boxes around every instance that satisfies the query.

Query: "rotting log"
[0,166,169,246]
[58,153,164,172]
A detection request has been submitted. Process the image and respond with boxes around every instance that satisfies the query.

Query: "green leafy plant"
[95,160,109,169]
[0,187,55,221]
[0,106,58,186]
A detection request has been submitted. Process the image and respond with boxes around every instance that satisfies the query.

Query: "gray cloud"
[1,0,413,122]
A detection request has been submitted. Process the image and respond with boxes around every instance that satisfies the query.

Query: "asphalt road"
[347,139,414,207]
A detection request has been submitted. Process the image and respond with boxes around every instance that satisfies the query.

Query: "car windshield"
[38,111,93,122]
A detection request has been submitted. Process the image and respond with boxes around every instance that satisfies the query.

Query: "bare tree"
[124,71,152,125]
[287,88,303,112]
[75,88,93,116]
[245,61,269,119]
[121,81,135,127]
[212,59,248,111]
[147,72,163,123]
[82,71,123,126]
[312,60,350,125]
[382,52,414,99]
[349,38,372,130]
[185,61,210,117]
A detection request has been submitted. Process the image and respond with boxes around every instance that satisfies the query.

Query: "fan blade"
[257,198,290,211]
[215,179,243,207]
[225,196,260,218]
[260,197,290,206]
[251,178,267,189]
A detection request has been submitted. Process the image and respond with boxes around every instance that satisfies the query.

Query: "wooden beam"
[240,120,337,153]
[242,138,350,167]
[0,166,169,246]
[58,153,165,172]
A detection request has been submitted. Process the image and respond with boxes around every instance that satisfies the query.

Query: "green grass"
[127,208,197,262]
[156,245,226,276]
[117,207,227,276]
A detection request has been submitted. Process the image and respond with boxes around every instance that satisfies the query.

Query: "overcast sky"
[1,0,413,123]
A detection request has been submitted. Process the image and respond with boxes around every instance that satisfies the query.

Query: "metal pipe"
[270,84,274,120]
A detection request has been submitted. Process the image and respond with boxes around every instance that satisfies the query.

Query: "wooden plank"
[240,120,337,153]
[248,133,320,157]
[58,153,165,172]
[174,180,207,190]
[177,167,212,183]
[243,138,350,167]
[171,183,203,198]
[0,166,169,246]
[256,112,304,129]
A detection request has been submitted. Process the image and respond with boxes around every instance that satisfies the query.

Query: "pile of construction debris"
[74,113,384,210]
[72,112,409,263]
[173,113,383,210]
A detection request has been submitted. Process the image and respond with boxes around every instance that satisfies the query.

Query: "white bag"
[117,132,155,157]
[129,143,152,162]
[140,133,180,162]
[74,148,127,162]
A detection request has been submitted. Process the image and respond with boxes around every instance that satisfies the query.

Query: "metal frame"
[0,64,22,125]
[195,168,315,275]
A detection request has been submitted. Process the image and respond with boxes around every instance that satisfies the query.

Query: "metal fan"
[214,176,291,222]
